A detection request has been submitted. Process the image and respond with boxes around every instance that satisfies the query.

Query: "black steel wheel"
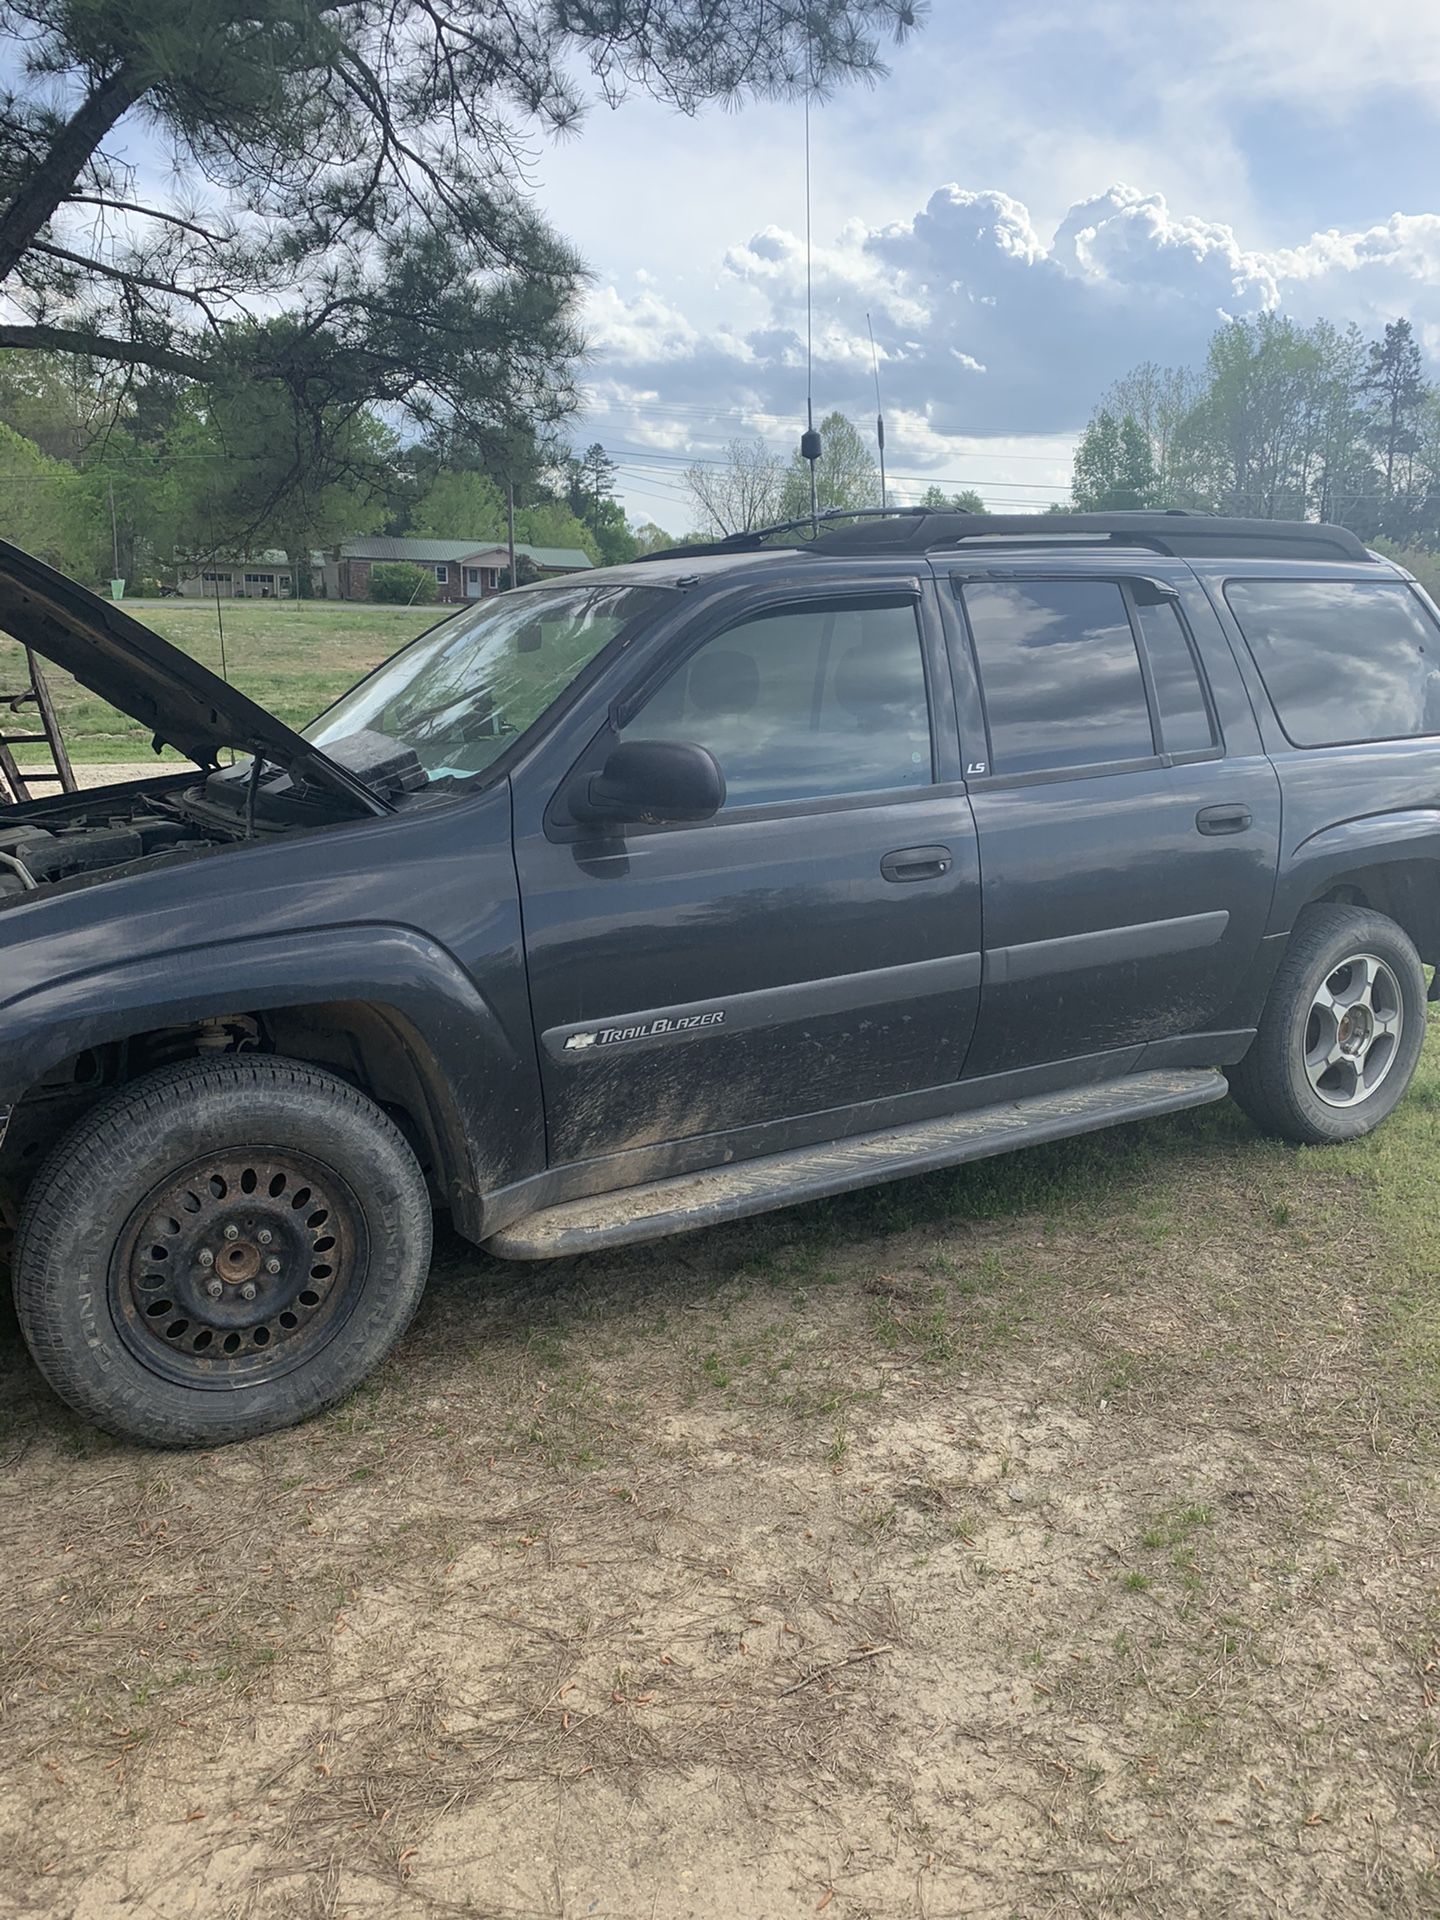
[14,1055,432,1447]
[111,1148,366,1388]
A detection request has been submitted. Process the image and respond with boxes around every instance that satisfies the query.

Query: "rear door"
[940,564,1282,1080]
[511,574,985,1168]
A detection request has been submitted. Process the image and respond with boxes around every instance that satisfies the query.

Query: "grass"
[0,599,440,763]
[1,1027,1438,1914]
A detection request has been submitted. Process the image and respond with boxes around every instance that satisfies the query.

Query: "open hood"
[0,539,389,815]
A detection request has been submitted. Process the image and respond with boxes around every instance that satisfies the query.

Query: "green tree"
[1096,362,1202,503]
[409,471,506,542]
[0,0,920,536]
[560,443,636,565]
[159,356,392,592]
[631,521,679,554]
[0,347,109,461]
[1366,318,1429,530]
[780,412,880,519]
[513,499,600,561]
[1071,409,1158,511]
[1164,315,1358,520]
[499,553,544,590]
[0,418,69,565]
[918,484,986,512]
[370,561,436,605]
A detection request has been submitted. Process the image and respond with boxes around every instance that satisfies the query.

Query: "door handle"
[881,845,953,882]
[1196,804,1252,836]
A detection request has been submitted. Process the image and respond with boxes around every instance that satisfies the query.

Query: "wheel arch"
[1298,858,1440,977]
[0,926,543,1239]
[1276,814,1440,972]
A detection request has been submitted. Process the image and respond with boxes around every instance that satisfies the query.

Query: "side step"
[485,1069,1228,1261]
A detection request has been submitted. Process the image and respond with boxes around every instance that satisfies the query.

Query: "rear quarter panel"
[1191,559,1440,938]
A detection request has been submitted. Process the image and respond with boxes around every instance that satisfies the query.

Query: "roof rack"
[636,506,945,564]
[638,506,1375,568]
[800,509,1373,564]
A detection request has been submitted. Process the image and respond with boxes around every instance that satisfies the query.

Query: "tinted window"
[1135,599,1216,754]
[623,600,931,808]
[963,580,1155,775]
[1225,579,1440,747]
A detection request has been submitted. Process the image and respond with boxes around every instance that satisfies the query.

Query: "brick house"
[321,536,592,604]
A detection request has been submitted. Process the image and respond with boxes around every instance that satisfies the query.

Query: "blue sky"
[521,0,1440,525]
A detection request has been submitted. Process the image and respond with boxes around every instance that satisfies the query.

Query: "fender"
[1269,808,1440,936]
[0,922,544,1234]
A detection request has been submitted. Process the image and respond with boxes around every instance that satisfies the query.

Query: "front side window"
[434,564,449,583]
[962,579,1155,775]
[620,599,932,809]
[306,582,673,782]
[1225,578,1440,746]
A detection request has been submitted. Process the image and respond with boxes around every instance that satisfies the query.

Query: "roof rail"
[802,510,1373,564]
[636,505,946,563]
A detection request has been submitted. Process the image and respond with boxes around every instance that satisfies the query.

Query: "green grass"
[1,600,441,763]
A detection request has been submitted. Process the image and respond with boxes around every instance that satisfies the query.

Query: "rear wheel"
[13,1055,432,1446]
[1228,904,1427,1144]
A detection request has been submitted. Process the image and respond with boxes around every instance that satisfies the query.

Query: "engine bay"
[0,732,430,906]
[0,778,262,904]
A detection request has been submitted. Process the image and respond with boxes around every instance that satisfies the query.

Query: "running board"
[484,1069,1228,1261]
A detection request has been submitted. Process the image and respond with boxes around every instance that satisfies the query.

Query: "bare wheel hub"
[111,1149,367,1386]
[217,1237,263,1285]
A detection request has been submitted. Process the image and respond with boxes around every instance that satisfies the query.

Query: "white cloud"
[584,179,1440,501]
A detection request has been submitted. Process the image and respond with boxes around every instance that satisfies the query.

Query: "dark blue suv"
[2,509,1437,1445]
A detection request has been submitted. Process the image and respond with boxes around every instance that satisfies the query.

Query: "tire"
[12,1055,432,1447]
[1227,903,1427,1145]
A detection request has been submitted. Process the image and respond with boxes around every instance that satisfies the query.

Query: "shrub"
[370,561,437,604]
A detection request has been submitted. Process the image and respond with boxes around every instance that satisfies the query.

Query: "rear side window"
[962,579,1154,775]
[622,599,932,809]
[1134,599,1217,754]
[1225,578,1440,746]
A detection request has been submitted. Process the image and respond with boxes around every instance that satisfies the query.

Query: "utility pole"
[107,478,120,580]
[868,313,887,509]
[506,477,517,591]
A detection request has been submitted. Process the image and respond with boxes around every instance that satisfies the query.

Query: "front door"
[512,583,985,1168]
[944,568,1282,1079]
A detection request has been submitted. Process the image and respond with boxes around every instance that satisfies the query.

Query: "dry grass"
[2,1029,1439,1917]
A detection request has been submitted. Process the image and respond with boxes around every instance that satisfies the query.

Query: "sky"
[521,0,1440,528]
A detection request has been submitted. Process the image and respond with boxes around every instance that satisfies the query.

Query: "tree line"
[1071,315,1440,560]
[0,346,679,590]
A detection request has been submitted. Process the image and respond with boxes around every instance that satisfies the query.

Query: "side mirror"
[572,739,725,825]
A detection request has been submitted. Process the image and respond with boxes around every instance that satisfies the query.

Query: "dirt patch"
[2,1103,1438,1918]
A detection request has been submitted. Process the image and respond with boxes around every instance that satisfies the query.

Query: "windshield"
[304,582,673,782]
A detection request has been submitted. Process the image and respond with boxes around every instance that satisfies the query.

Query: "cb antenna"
[799,62,821,533]
[867,312,887,508]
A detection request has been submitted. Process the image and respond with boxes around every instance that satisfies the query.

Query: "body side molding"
[984,910,1229,986]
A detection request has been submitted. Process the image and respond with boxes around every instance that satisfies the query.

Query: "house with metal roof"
[173,549,310,599]
[321,535,593,605]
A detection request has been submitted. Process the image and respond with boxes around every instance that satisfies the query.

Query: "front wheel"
[13,1055,432,1447]
[1227,903,1428,1145]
